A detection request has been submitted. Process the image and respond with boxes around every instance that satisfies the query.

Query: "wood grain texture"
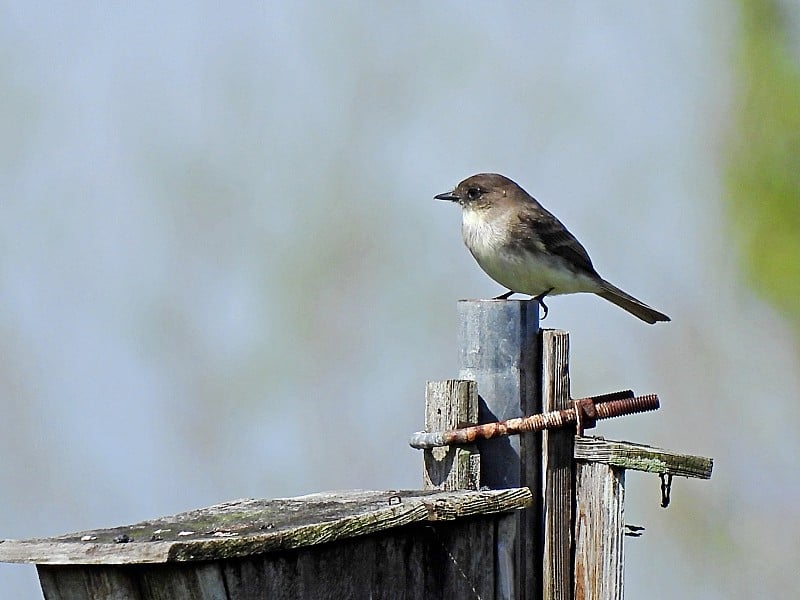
[38,565,141,600]
[423,380,480,491]
[542,330,574,600]
[0,489,531,566]
[574,436,713,479]
[137,563,228,600]
[226,516,500,600]
[573,462,624,600]
[39,514,518,600]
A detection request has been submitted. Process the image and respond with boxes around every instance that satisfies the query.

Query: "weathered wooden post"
[421,299,541,600]
[572,437,712,600]
[0,299,713,600]
[458,299,542,600]
[573,454,624,599]
[541,330,573,600]
[423,379,480,492]
[414,312,714,600]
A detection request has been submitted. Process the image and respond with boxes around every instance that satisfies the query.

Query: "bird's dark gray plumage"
[435,173,670,324]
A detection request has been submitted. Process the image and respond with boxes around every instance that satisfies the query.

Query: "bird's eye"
[466,187,481,200]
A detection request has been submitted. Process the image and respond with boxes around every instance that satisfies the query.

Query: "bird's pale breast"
[461,207,599,296]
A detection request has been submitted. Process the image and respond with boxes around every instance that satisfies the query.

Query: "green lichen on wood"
[0,488,532,565]
[574,436,713,479]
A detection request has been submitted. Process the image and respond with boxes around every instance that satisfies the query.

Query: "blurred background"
[1,1,798,598]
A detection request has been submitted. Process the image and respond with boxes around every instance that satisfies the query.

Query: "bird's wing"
[515,212,598,275]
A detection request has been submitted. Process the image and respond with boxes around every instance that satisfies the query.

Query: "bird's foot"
[493,290,514,300]
[533,289,554,320]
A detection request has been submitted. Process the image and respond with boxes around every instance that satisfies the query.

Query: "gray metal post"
[457,299,542,600]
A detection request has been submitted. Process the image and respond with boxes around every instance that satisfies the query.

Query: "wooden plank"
[574,436,713,478]
[38,565,140,600]
[542,330,573,600]
[137,562,227,600]
[38,515,509,599]
[0,489,532,566]
[573,463,624,600]
[495,513,517,600]
[222,515,504,599]
[423,380,480,491]
[457,299,541,600]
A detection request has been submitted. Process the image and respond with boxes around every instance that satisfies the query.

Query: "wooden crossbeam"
[574,437,713,479]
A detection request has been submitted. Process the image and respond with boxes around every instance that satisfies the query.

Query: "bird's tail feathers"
[596,281,670,324]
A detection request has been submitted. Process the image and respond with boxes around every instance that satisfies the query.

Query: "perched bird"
[435,173,670,324]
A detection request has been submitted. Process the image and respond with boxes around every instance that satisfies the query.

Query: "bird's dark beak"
[434,191,459,202]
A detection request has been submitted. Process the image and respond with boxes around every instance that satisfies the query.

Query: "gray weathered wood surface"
[36,512,519,600]
[542,330,574,600]
[423,379,480,491]
[457,299,541,600]
[573,462,624,600]
[0,489,532,565]
[574,436,713,478]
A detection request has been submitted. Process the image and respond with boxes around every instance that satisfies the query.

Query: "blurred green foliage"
[729,0,800,323]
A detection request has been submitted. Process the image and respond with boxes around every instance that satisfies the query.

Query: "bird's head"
[434,173,520,211]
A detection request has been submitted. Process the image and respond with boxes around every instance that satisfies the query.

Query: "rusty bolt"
[409,391,660,449]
